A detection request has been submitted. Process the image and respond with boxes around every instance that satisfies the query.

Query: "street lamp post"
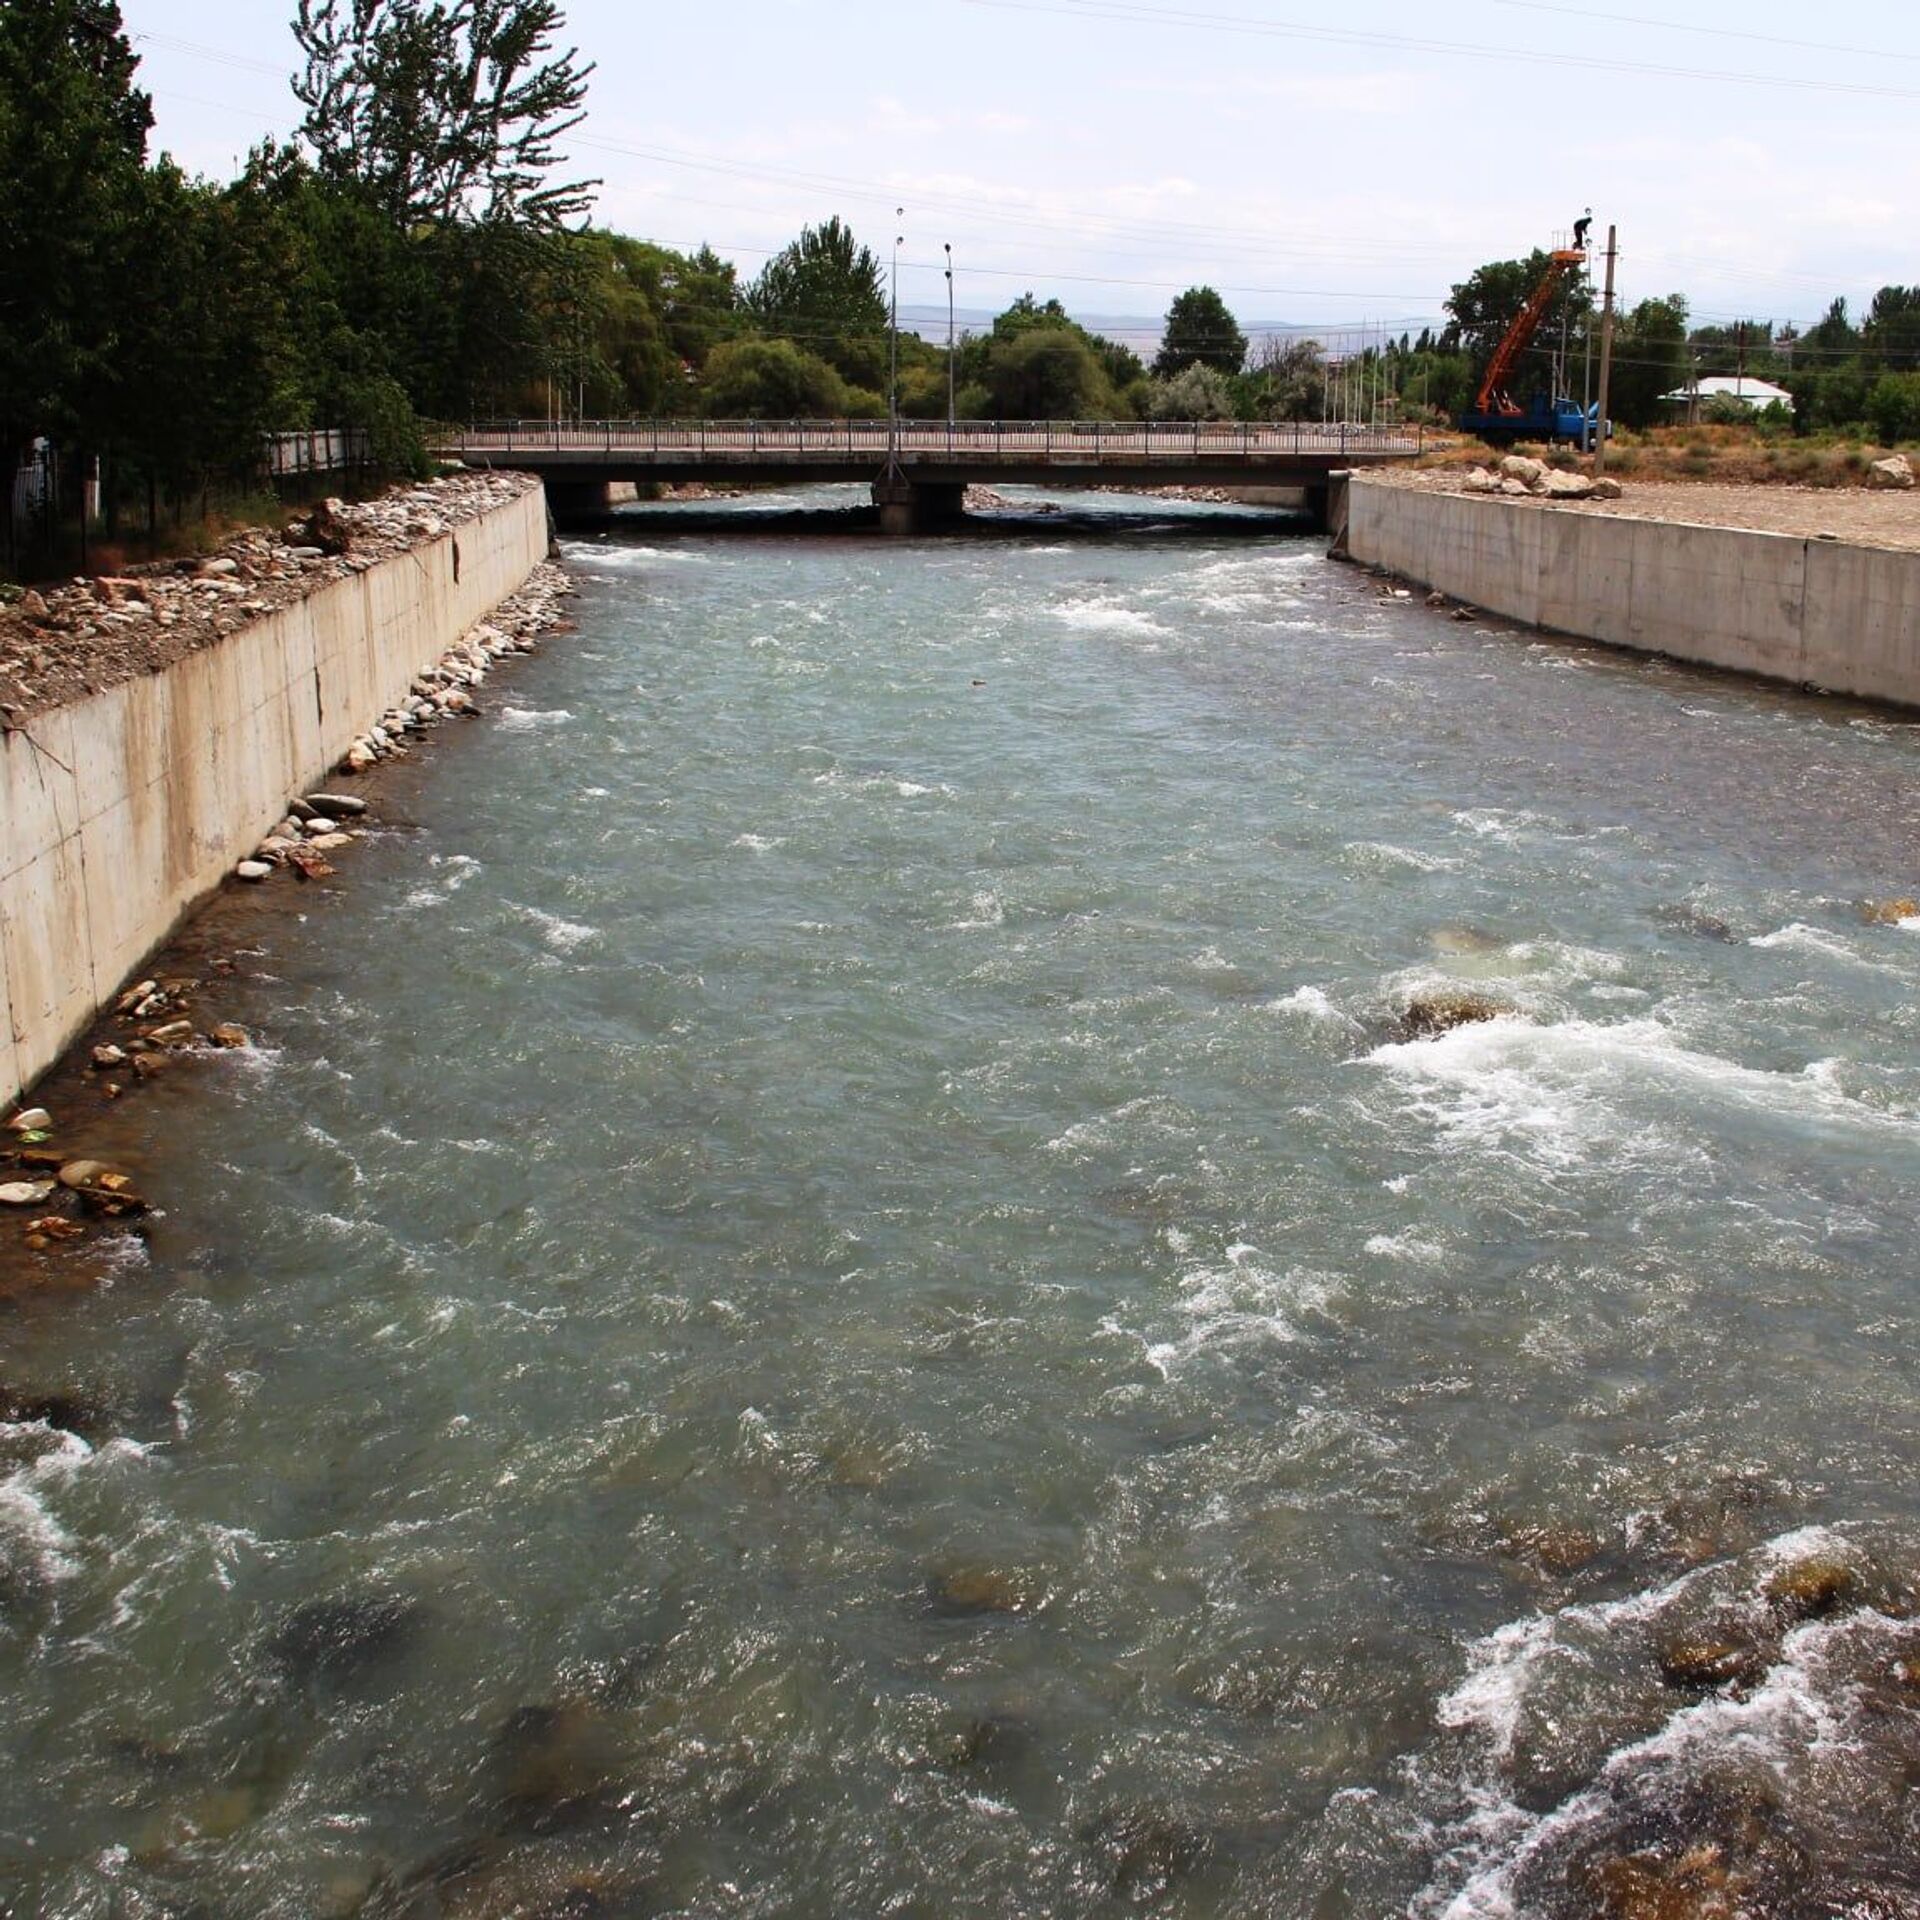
[889,209,904,469]
[944,243,955,428]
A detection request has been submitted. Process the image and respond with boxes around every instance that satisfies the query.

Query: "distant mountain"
[895,303,1439,355]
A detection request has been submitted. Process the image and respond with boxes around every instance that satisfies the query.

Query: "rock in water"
[1399,988,1514,1039]
[1867,452,1914,489]
[0,1181,55,1207]
[7,1108,51,1133]
[235,860,272,882]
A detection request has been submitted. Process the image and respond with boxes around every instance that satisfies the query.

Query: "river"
[3,489,1919,1917]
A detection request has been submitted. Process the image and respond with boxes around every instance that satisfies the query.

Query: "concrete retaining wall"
[1,484,549,1106]
[1346,479,1920,708]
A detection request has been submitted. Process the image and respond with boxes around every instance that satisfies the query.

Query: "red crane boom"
[1474,249,1587,420]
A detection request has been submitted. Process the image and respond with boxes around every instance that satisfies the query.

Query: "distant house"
[1661,375,1794,419]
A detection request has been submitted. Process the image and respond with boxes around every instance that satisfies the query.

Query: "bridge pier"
[872,474,966,535]
[546,480,617,525]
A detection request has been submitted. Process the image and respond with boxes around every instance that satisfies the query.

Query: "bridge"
[442,418,1422,531]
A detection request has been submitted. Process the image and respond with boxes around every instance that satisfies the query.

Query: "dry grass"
[1409,425,1907,490]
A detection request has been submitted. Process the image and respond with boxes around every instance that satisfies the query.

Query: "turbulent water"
[4,488,1920,1917]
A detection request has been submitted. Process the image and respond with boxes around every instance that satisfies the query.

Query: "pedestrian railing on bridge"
[448,418,1423,460]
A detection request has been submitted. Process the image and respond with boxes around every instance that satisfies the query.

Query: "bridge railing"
[449,418,1423,459]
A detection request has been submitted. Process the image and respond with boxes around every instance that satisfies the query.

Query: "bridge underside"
[482,455,1368,533]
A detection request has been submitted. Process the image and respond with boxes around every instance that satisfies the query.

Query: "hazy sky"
[120,0,1915,344]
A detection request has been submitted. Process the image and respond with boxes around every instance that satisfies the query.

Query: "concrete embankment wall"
[1,484,549,1107]
[1345,478,1920,708]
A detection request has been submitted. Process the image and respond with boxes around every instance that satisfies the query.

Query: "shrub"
[700,338,866,417]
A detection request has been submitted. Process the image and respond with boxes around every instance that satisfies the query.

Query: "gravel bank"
[1368,466,1920,552]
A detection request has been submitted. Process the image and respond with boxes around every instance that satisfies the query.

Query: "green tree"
[746,217,887,386]
[1147,362,1235,420]
[1248,336,1326,420]
[1866,373,1920,445]
[0,0,152,464]
[1443,251,1590,386]
[699,337,875,417]
[1863,287,1920,373]
[292,0,596,227]
[981,327,1114,419]
[1801,296,1857,361]
[1154,286,1246,376]
[1608,294,1689,429]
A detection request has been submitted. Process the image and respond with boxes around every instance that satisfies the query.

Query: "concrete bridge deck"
[443,419,1423,529]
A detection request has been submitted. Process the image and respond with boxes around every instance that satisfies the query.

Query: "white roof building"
[1660,375,1794,410]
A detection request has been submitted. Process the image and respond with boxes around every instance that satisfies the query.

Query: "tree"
[1443,251,1590,383]
[1863,287,1920,373]
[0,0,152,464]
[292,0,596,227]
[1155,286,1246,376]
[1147,362,1235,420]
[1249,336,1326,420]
[698,337,876,418]
[1608,294,1688,429]
[981,327,1113,419]
[746,217,887,386]
[1801,297,1857,361]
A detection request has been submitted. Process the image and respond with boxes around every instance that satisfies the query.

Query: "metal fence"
[264,428,373,477]
[450,418,1423,459]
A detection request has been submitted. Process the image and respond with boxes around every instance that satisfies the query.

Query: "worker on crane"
[1572,209,1593,251]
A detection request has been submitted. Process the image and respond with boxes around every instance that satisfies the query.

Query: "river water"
[4,489,1920,1917]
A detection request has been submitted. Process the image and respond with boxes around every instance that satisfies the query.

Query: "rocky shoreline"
[0,504,575,1280]
[0,469,543,721]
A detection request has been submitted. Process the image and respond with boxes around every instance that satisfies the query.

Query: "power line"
[1480,0,1920,68]
[957,0,1920,102]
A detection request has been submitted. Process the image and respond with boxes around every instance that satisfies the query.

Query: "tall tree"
[1863,287,1920,373]
[1608,294,1689,428]
[1443,251,1590,378]
[0,0,152,463]
[292,0,596,227]
[746,217,887,385]
[1154,286,1246,376]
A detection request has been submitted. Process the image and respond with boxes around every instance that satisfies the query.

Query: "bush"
[699,338,862,417]
[1146,362,1236,420]
[1866,373,1920,445]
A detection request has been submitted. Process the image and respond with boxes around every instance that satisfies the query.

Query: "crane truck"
[1456,245,1606,447]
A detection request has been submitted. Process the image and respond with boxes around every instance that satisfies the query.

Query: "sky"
[119,0,1917,349]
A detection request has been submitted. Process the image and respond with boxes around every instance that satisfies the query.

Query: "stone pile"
[0,470,541,719]
[3,980,262,1245]
[1459,455,1623,504]
[231,561,573,884]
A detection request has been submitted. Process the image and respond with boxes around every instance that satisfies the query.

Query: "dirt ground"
[1368,465,1920,552]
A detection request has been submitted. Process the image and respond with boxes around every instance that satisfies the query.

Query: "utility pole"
[944,243,955,428]
[889,208,904,469]
[1594,224,1619,475]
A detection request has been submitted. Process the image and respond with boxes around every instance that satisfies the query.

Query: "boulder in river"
[7,1108,51,1133]
[1861,897,1917,925]
[0,1181,55,1208]
[1398,987,1514,1040]
[1658,1636,1765,1690]
[929,1563,1048,1617]
[235,860,272,882]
